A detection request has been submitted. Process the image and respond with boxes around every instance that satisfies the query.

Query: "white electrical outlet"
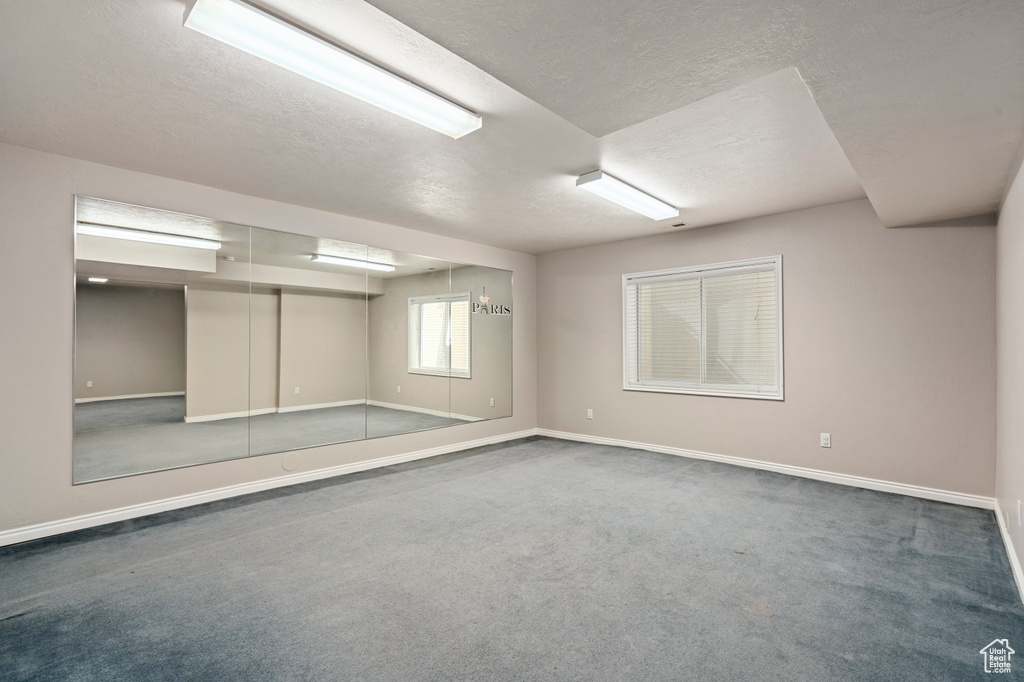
[490,398,495,407]
[820,433,831,448]
[587,409,593,420]
[294,387,300,395]
[86,381,93,388]
[397,385,401,394]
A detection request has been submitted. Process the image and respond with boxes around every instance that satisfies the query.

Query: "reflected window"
[408,293,470,378]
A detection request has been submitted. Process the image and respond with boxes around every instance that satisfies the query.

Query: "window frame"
[622,255,783,400]
[408,292,472,379]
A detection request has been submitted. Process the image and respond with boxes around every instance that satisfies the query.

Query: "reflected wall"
[73,197,513,483]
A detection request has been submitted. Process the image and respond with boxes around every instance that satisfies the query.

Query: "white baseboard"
[185,407,278,423]
[278,399,365,414]
[0,428,539,548]
[537,428,995,510]
[367,400,482,423]
[994,499,1024,606]
[75,391,184,404]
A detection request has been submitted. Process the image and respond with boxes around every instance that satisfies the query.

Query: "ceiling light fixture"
[77,223,223,250]
[183,0,483,139]
[312,254,395,272]
[87,278,109,283]
[576,170,679,220]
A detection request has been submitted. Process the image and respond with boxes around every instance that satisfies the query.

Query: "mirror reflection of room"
[366,256,513,436]
[73,197,513,484]
[74,197,253,482]
[367,255,457,439]
[245,228,372,456]
[448,264,513,421]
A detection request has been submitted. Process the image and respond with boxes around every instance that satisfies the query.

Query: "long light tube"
[576,170,678,220]
[77,223,222,250]
[183,0,483,139]
[312,254,395,272]
[87,278,109,283]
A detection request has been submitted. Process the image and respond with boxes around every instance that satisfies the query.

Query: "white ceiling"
[2,0,1022,254]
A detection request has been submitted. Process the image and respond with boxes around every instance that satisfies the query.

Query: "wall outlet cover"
[820,433,831,448]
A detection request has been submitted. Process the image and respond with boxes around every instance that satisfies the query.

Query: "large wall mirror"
[73,197,513,483]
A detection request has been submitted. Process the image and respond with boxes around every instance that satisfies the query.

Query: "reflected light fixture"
[183,0,483,139]
[576,170,679,220]
[87,278,109,283]
[312,254,395,272]
[77,223,223,250]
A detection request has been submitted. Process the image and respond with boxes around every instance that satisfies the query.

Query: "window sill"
[409,368,472,380]
[623,384,783,401]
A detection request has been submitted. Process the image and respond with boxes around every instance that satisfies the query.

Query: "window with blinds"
[408,293,471,378]
[623,256,782,399]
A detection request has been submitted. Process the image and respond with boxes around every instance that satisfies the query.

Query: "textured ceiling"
[1,0,1022,254]
[367,0,1024,228]
[597,68,864,225]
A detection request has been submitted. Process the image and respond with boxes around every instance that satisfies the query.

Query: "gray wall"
[0,142,537,535]
[450,266,513,420]
[185,284,251,420]
[186,286,367,419]
[278,290,367,410]
[250,287,281,414]
[186,285,281,419]
[75,283,185,400]
[537,198,996,496]
[997,150,1024,568]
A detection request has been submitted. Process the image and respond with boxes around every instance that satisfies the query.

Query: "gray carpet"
[73,397,464,482]
[4,437,1023,680]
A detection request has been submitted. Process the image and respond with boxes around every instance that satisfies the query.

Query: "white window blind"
[623,256,782,399]
[408,293,471,378]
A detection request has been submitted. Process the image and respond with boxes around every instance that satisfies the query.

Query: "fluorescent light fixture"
[87,278,109,283]
[76,223,223,250]
[183,0,483,139]
[576,170,679,220]
[312,254,395,272]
